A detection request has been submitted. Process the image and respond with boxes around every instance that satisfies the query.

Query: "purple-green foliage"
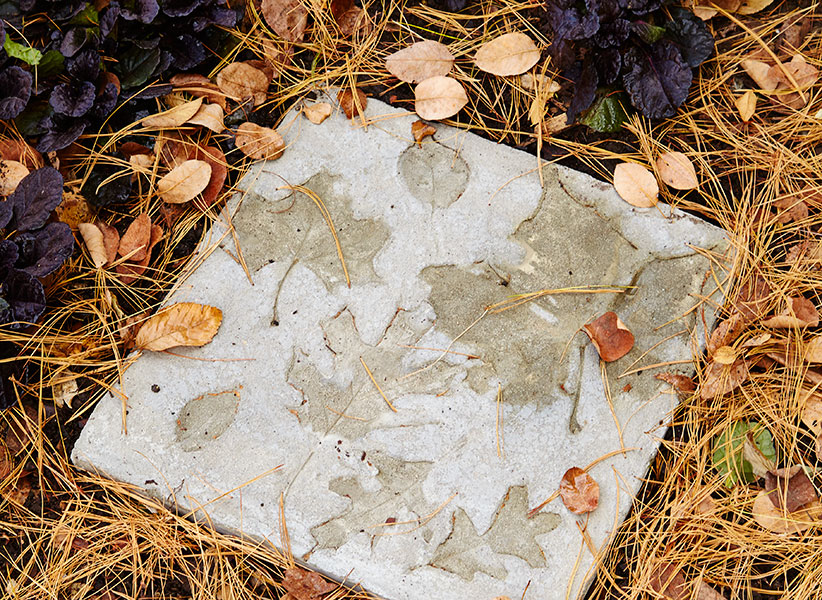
[541,1,715,124]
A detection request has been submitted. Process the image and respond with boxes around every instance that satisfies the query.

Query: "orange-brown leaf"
[649,563,689,600]
[235,122,285,160]
[303,102,333,124]
[385,40,454,84]
[699,359,749,400]
[762,296,818,328]
[157,160,212,204]
[411,120,436,144]
[143,98,204,128]
[583,311,634,362]
[135,302,222,352]
[118,213,151,261]
[656,151,698,191]
[281,567,337,599]
[655,372,696,393]
[216,62,269,106]
[337,88,368,119]
[261,0,308,43]
[559,467,599,514]
[765,466,818,513]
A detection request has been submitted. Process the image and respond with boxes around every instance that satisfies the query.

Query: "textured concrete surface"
[73,95,728,600]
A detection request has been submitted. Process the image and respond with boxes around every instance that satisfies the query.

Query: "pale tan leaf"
[735,90,757,121]
[261,0,308,42]
[520,73,559,93]
[97,221,120,264]
[51,375,78,409]
[752,490,822,534]
[805,336,822,362]
[414,76,468,121]
[559,467,599,514]
[0,160,29,195]
[475,32,540,77]
[741,59,779,91]
[169,73,227,109]
[696,582,725,600]
[771,54,819,91]
[656,151,698,190]
[385,40,454,84]
[762,296,819,328]
[700,359,749,400]
[216,62,269,106]
[737,0,775,15]
[801,393,822,436]
[741,332,771,347]
[129,152,154,174]
[541,113,569,135]
[613,162,658,208]
[78,223,108,268]
[135,302,222,352]
[157,160,212,204]
[713,345,737,365]
[583,311,634,362]
[411,120,436,144]
[186,103,225,133]
[235,122,285,160]
[303,102,332,124]
[118,213,152,261]
[142,98,203,128]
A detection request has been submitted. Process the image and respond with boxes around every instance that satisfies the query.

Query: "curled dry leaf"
[51,375,78,409]
[97,221,120,264]
[411,120,436,144]
[649,563,689,600]
[700,359,749,400]
[191,145,228,211]
[281,567,337,599]
[337,88,368,119]
[235,122,285,161]
[216,62,269,106]
[414,76,468,121]
[56,192,93,229]
[303,102,332,124]
[583,311,634,362]
[116,224,163,284]
[559,467,599,514]
[752,489,822,534]
[186,103,225,133]
[157,160,212,204]
[475,32,540,77]
[655,372,697,393]
[118,213,151,262]
[78,223,107,268]
[385,40,454,84]
[656,151,698,191]
[765,466,818,513]
[142,98,203,129]
[261,0,308,43]
[762,296,819,328]
[135,302,222,352]
[735,90,757,121]
[771,54,818,91]
[613,162,658,208]
[0,159,29,195]
[741,59,780,91]
[169,73,227,109]
[741,331,771,347]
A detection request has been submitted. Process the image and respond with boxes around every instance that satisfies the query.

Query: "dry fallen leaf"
[143,98,203,129]
[186,103,225,133]
[741,58,780,91]
[520,73,559,92]
[735,90,757,121]
[772,194,808,224]
[736,274,773,322]
[0,159,29,195]
[78,223,108,268]
[765,466,818,513]
[414,76,468,121]
[737,0,774,13]
[51,375,78,409]
[613,162,658,208]
[475,32,540,77]
[656,151,698,190]
[169,73,227,109]
[337,6,369,37]
[216,62,269,106]
[695,582,724,600]
[116,223,163,284]
[649,563,689,600]
[700,359,749,400]
[303,102,333,124]
[157,160,212,204]
[261,0,308,42]
[805,337,822,362]
[191,145,228,211]
[337,88,368,119]
[135,302,222,352]
[281,567,337,599]
[752,489,822,534]
[713,345,737,365]
[801,393,822,435]
[411,120,436,144]
[118,213,151,261]
[583,311,635,362]
[55,192,93,229]
[559,467,599,514]
[762,297,819,328]
[235,122,285,160]
[655,372,697,393]
[385,40,454,83]
[97,221,120,264]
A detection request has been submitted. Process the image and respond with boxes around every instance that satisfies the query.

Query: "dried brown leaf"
[118,213,151,261]
[414,76,468,121]
[281,567,337,599]
[801,394,822,435]
[411,120,436,144]
[0,159,28,195]
[51,375,78,409]
[559,467,599,514]
[56,192,93,229]
[303,102,333,124]
[741,58,779,91]
[97,221,120,264]
[736,0,774,13]
[655,372,697,393]
[235,122,285,161]
[143,98,203,128]
[613,162,658,208]
[772,54,819,91]
[169,73,226,109]
[0,139,42,169]
[216,62,269,106]
[475,32,540,77]
[157,160,212,204]
[385,40,454,84]
[735,90,757,121]
[583,311,634,362]
[135,302,222,352]
[649,563,688,600]
[186,103,225,133]
[78,223,108,268]
[752,489,822,534]
[713,345,737,365]
[765,466,818,513]
[336,6,370,37]
[116,224,163,284]
[656,151,698,190]
[191,145,228,211]
[696,582,724,600]
[337,88,368,119]
[736,275,773,322]
[261,0,308,42]
[762,297,818,328]
[700,359,749,400]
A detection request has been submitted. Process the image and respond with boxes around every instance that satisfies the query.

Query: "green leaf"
[712,422,776,488]
[36,50,65,79]
[632,22,666,44]
[70,3,99,26]
[116,46,161,89]
[4,37,42,66]
[14,102,52,137]
[580,93,628,133]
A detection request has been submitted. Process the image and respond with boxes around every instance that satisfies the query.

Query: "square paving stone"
[73,96,728,600]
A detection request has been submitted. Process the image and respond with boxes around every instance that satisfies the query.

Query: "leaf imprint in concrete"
[73,96,728,600]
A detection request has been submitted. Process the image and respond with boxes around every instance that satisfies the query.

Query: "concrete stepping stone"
[73,96,728,600]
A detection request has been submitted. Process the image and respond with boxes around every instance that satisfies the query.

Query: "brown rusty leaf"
[191,145,228,211]
[583,311,634,362]
[655,372,697,393]
[336,6,369,37]
[118,213,151,261]
[708,313,746,355]
[765,466,818,513]
[157,160,212,204]
[700,359,749,400]
[735,90,757,121]
[55,192,93,229]
[741,58,779,91]
[613,162,658,207]
[649,563,688,600]
[169,73,227,109]
[235,122,285,160]
[186,103,225,133]
[559,467,599,514]
[143,98,203,128]
[97,221,120,264]
[762,296,818,328]
[414,76,468,121]
[411,120,436,145]
[736,274,773,322]
[303,102,333,124]
[281,567,337,599]
[0,139,43,169]
[752,489,822,534]
[216,62,269,106]
[261,0,308,43]
[696,582,724,600]
[385,40,454,84]
[116,224,163,285]
[337,88,368,119]
[135,302,222,352]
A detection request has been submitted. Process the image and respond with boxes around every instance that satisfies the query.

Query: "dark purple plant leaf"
[89,80,119,120]
[8,167,64,232]
[81,160,133,207]
[2,269,46,328]
[116,45,161,89]
[0,66,33,120]
[196,6,242,29]
[0,19,6,48]
[0,199,11,229]
[66,48,100,81]
[120,0,161,23]
[131,83,173,99]
[623,41,692,119]
[665,7,715,68]
[567,58,599,123]
[100,4,121,36]
[161,0,203,17]
[593,18,630,48]
[425,0,469,11]
[49,80,96,117]
[596,48,622,85]
[15,222,74,277]
[36,117,88,153]
[43,0,86,21]
[60,27,92,57]
[545,0,600,41]
[624,0,663,15]
[0,240,18,279]
[165,34,206,70]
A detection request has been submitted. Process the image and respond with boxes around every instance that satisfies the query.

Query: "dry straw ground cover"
[1,0,822,599]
